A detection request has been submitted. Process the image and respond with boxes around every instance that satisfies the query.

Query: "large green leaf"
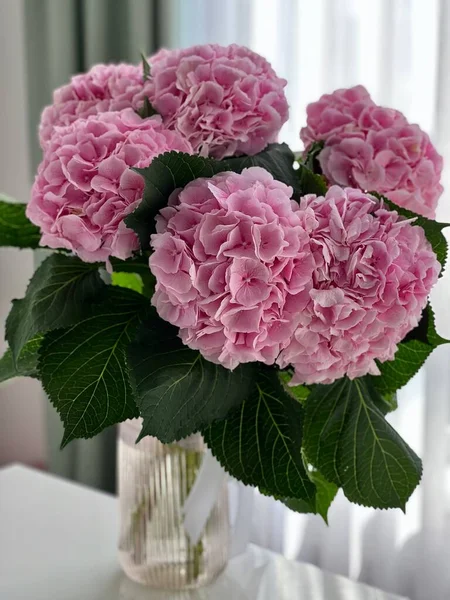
[0,197,41,248]
[224,143,302,197]
[283,469,338,523]
[372,343,434,395]
[125,144,303,249]
[38,287,147,447]
[375,193,449,270]
[303,377,422,509]
[128,316,255,444]
[0,335,42,383]
[6,254,105,361]
[370,304,449,395]
[203,367,316,502]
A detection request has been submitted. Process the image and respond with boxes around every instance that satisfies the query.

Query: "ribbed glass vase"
[118,419,230,589]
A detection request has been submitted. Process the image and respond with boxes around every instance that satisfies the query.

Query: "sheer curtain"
[0,0,166,488]
[166,1,450,599]
[22,0,165,492]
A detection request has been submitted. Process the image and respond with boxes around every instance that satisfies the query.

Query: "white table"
[0,465,407,600]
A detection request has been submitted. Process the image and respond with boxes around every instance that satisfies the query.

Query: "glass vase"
[117,419,230,589]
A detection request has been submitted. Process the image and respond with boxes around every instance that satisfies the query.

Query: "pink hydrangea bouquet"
[0,45,448,517]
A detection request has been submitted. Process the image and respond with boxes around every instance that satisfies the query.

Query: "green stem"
[128,495,149,563]
[185,449,204,583]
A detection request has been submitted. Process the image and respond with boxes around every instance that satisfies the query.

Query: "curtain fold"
[23,0,165,493]
[24,0,162,172]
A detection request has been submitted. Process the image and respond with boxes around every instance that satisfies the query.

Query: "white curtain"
[166,1,450,599]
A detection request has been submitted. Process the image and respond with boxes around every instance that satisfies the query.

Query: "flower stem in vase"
[185,448,204,583]
[128,494,150,564]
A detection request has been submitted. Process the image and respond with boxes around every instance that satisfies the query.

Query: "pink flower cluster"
[146,44,289,159]
[39,63,153,148]
[28,109,192,262]
[277,186,441,384]
[301,86,443,218]
[301,85,376,144]
[149,167,314,369]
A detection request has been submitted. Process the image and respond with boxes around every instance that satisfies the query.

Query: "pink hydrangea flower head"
[300,85,376,146]
[301,87,443,218]
[319,121,443,218]
[146,44,289,159]
[39,63,154,147]
[28,108,192,262]
[150,167,315,369]
[277,186,440,384]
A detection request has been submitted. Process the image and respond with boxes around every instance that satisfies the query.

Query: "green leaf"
[6,254,106,361]
[0,335,42,383]
[404,302,447,346]
[0,197,41,248]
[372,341,433,395]
[370,304,449,395]
[375,193,449,271]
[112,271,143,294]
[372,391,398,415]
[303,377,422,509]
[128,316,255,443]
[110,255,155,298]
[38,287,147,448]
[203,367,316,502]
[136,96,159,119]
[283,469,338,523]
[296,164,328,196]
[286,142,327,197]
[224,143,302,197]
[141,52,151,81]
[302,141,325,173]
[279,370,311,404]
[125,144,303,249]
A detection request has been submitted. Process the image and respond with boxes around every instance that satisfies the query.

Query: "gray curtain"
[24,0,167,170]
[23,0,170,492]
